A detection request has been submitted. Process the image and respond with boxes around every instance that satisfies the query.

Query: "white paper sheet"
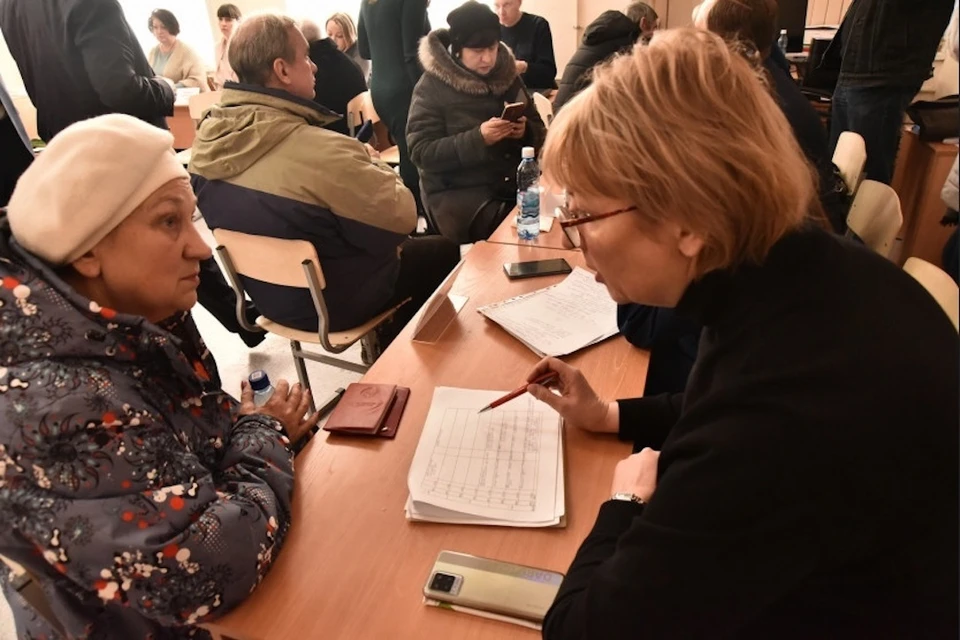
[407,387,564,527]
[478,267,619,357]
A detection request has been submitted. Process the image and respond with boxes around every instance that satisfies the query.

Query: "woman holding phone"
[529,28,958,638]
[407,1,545,243]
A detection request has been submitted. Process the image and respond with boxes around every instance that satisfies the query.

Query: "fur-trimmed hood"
[419,29,519,96]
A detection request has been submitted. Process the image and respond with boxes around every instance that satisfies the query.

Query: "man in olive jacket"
[191,13,458,343]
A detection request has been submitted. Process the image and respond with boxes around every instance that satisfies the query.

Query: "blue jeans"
[829,82,922,185]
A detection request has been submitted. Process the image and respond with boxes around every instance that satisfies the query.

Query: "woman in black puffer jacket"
[407,1,545,244]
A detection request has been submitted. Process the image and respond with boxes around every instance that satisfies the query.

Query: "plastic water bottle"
[517,147,541,240]
[249,370,275,407]
[778,29,789,54]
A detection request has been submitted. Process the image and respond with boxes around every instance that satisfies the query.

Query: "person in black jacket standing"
[0,0,174,141]
[358,0,429,213]
[495,0,557,92]
[555,2,658,111]
[300,19,367,137]
[529,29,958,638]
[825,0,953,185]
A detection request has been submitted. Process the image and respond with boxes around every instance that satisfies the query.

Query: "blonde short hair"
[326,12,358,49]
[543,28,819,275]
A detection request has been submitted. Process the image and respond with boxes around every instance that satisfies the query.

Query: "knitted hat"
[447,1,501,50]
[7,114,189,265]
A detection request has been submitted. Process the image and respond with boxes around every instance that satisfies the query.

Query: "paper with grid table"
[406,387,565,527]
[477,267,619,357]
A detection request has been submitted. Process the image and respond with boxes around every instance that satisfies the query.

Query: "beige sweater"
[148,40,208,91]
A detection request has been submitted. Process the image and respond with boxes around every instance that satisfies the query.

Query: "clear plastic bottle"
[248,370,275,407]
[516,147,541,240]
[778,29,789,54]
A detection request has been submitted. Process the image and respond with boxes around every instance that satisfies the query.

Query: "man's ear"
[70,250,102,279]
[640,17,649,32]
[272,57,289,86]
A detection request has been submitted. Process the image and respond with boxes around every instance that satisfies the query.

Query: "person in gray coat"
[407,1,546,243]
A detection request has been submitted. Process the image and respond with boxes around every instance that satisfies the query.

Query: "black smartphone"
[500,101,526,122]
[503,258,573,280]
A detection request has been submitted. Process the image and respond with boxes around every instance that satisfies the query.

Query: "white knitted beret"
[7,113,189,265]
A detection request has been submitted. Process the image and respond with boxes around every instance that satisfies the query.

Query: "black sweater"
[544,227,959,639]
[309,38,367,137]
[500,13,557,91]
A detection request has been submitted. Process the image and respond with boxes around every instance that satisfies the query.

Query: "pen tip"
[477,406,490,414]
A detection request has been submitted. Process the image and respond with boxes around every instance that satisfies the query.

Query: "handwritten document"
[407,387,565,527]
[478,267,618,357]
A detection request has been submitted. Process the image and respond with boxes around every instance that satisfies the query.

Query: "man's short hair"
[217,4,242,21]
[300,19,321,43]
[704,0,778,55]
[148,9,180,36]
[229,13,300,86]
[625,2,659,26]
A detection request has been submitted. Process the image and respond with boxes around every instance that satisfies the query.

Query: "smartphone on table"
[500,101,526,122]
[503,258,572,280]
[424,551,564,623]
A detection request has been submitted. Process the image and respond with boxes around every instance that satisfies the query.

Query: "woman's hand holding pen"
[525,357,619,434]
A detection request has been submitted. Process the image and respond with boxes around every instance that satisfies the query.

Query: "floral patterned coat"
[0,220,295,638]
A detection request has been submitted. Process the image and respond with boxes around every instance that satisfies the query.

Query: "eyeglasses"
[557,204,638,248]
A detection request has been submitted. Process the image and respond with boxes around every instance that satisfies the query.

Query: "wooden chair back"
[904,257,960,331]
[832,131,866,194]
[846,179,902,258]
[533,92,553,127]
[213,229,326,289]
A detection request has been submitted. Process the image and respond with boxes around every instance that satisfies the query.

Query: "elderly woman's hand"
[239,379,320,442]
[480,117,515,145]
[526,357,619,433]
[611,448,661,503]
[508,116,527,140]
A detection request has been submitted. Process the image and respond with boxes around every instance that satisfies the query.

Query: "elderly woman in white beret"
[0,114,318,639]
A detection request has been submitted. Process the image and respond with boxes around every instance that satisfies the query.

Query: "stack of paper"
[406,387,565,528]
[478,267,618,357]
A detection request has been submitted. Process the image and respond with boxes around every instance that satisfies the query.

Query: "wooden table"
[209,242,648,640]
[891,130,958,266]
[487,208,577,251]
[166,104,195,151]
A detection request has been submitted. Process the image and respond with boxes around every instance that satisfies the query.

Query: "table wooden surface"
[209,241,648,640]
[487,209,577,251]
[166,104,195,151]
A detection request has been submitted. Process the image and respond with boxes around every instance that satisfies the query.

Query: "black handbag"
[905,95,959,142]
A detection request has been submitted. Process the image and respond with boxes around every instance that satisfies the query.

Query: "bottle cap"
[522,146,535,159]
[249,370,271,391]
[780,28,787,34]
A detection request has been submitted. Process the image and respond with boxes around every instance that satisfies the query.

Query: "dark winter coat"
[555,11,640,111]
[308,38,367,137]
[0,0,174,141]
[0,218,295,638]
[407,30,546,243]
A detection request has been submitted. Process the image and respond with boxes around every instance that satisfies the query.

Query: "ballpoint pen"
[477,372,557,413]
[292,387,345,455]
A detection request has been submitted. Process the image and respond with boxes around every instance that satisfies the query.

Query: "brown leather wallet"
[323,383,410,438]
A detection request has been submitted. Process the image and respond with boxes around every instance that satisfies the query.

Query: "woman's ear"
[677,229,705,259]
[69,251,103,279]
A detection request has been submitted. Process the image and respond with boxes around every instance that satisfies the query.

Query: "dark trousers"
[829,82,921,185]
[377,236,461,347]
[197,257,265,347]
[372,88,422,213]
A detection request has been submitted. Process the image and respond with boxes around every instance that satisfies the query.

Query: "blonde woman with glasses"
[528,28,958,639]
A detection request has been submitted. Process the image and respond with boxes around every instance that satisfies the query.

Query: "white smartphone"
[423,550,564,622]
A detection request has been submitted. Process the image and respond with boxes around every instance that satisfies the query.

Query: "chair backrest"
[346,92,366,137]
[832,131,867,194]
[800,38,839,93]
[903,257,960,331]
[189,90,222,120]
[212,228,326,289]
[360,91,380,123]
[533,92,553,128]
[845,180,902,258]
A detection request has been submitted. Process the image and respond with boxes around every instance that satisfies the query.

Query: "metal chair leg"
[290,340,316,413]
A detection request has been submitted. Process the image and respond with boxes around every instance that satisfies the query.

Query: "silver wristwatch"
[610,492,645,506]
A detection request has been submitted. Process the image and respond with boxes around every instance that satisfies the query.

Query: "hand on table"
[480,117,516,145]
[526,357,618,433]
[611,448,660,503]
[239,379,320,442]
